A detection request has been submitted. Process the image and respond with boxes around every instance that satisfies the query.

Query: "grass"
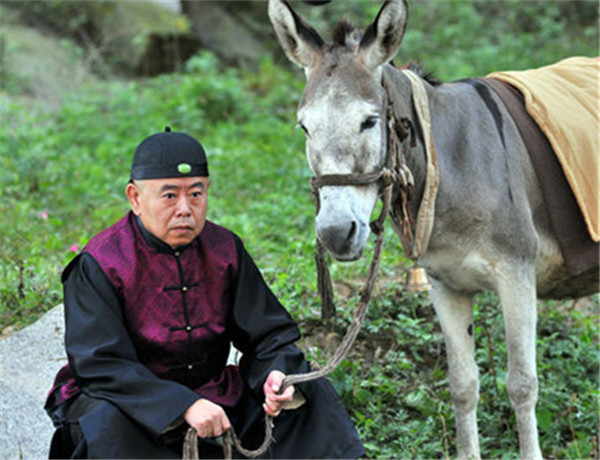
[2,1,599,457]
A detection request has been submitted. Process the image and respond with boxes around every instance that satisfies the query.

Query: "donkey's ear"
[359,0,408,71]
[268,0,324,70]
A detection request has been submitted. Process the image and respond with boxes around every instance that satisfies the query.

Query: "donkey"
[268,0,598,458]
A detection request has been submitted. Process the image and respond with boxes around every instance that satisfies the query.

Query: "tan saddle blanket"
[488,57,599,242]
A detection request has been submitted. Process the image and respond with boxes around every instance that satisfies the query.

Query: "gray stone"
[1,305,66,460]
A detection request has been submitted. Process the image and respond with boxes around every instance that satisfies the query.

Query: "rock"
[0,305,66,460]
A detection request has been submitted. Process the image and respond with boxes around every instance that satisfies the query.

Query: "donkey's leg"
[497,266,543,459]
[430,281,480,459]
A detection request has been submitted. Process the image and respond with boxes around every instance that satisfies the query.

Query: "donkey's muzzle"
[317,220,363,261]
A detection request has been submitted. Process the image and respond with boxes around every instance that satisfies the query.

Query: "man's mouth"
[171,225,194,232]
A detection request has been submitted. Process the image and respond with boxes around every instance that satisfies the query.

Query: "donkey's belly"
[537,265,599,299]
[535,233,598,299]
[425,238,599,299]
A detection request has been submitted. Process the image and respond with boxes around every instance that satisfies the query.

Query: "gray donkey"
[268,0,598,458]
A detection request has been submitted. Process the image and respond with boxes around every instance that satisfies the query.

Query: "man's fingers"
[269,385,294,401]
[264,393,289,416]
[263,371,294,417]
[263,402,281,417]
[194,414,231,438]
[196,422,211,438]
[215,416,231,436]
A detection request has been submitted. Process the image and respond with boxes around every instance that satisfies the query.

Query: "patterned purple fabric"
[50,212,243,408]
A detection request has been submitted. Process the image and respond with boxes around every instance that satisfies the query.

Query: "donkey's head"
[269,0,408,261]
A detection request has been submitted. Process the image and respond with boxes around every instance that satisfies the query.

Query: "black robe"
[45,215,364,459]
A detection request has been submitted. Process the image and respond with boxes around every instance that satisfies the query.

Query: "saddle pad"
[488,57,599,242]
[483,77,599,276]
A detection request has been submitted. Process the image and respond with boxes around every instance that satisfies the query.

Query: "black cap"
[130,127,209,180]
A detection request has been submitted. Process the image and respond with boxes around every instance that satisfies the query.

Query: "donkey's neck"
[382,66,429,218]
[382,65,512,249]
[384,64,536,272]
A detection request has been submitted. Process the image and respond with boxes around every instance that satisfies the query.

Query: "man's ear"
[126,182,142,216]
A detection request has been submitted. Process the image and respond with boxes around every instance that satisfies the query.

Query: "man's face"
[126,176,210,248]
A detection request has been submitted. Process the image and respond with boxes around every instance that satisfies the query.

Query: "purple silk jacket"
[48,212,243,412]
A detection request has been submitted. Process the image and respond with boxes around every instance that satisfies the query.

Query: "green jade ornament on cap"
[130,126,209,181]
[178,163,192,174]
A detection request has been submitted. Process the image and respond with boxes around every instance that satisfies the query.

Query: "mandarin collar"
[135,215,193,254]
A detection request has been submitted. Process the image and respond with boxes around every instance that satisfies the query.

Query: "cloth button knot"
[186,326,192,331]
[182,286,188,292]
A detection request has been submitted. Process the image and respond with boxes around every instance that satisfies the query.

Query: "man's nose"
[175,196,192,215]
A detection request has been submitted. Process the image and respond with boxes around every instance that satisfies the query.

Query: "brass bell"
[405,265,432,292]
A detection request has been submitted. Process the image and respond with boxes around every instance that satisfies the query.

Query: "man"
[45,128,365,459]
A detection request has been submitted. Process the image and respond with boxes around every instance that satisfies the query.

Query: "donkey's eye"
[297,122,310,138]
[360,116,378,133]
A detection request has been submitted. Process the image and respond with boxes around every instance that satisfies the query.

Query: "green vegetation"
[328,291,599,458]
[1,1,598,458]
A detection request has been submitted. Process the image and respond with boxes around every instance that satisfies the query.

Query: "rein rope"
[183,69,438,460]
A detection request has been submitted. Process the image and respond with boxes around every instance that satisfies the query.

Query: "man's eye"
[163,193,176,199]
[191,191,203,198]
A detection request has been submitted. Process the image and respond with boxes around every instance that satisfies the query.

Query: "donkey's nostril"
[347,221,357,241]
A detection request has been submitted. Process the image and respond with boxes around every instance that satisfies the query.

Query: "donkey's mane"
[331,20,358,47]
[330,20,442,86]
[404,62,443,86]
[330,20,363,50]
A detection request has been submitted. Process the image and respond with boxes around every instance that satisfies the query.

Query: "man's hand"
[184,399,231,438]
[263,370,294,417]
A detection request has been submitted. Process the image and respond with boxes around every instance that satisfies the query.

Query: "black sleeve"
[229,237,309,396]
[63,253,200,437]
